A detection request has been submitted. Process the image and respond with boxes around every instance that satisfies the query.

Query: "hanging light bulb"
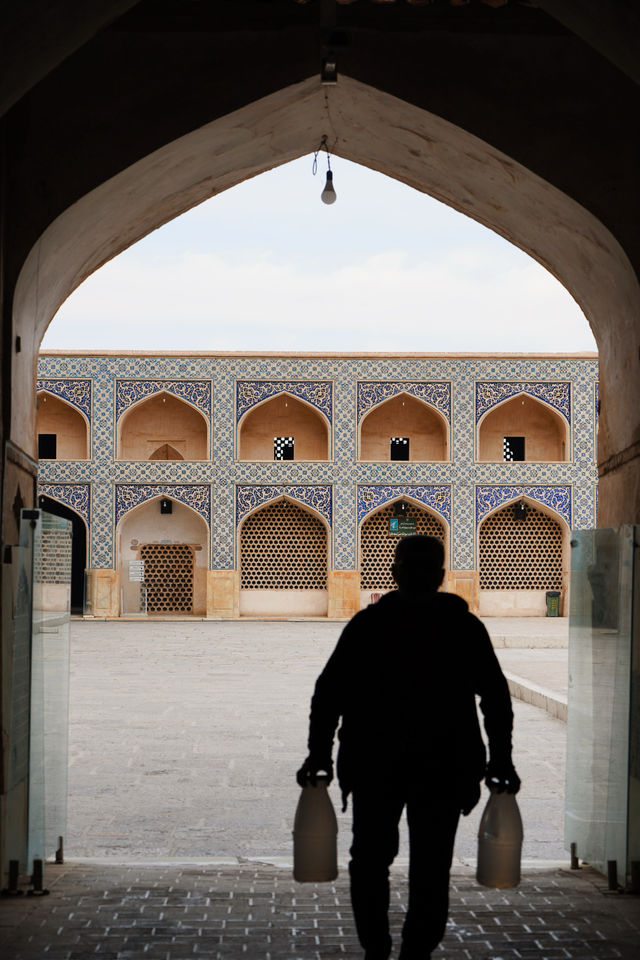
[321,169,336,204]
[313,135,337,205]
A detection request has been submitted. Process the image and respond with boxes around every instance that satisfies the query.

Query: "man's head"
[391,534,445,594]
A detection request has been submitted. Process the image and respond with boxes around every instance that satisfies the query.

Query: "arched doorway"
[38,494,87,615]
[117,497,209,616]
[359,500,447,608]
[118,391,208,461]
[478,394,568,462]
[359,393,448,461]
[238,393,330,461]
[239,498,328,617]
[36,392,89,460]
[478,499,567,617]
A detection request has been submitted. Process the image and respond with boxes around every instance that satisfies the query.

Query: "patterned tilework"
[357,485,451,526]
[115,484,211,526]
[36,378,91,419]
[37,353,599,574]
[236,484,332,526]
[37,482,91,525]
[475,382,571,423]
[475,485,572,528]
[115,380,211,420]
[357,382,451,423]
[236,381,332,422]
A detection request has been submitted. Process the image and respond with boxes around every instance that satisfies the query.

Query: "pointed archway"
[38,494,87,614]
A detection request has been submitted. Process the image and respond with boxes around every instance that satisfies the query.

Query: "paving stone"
[2,862,639,960]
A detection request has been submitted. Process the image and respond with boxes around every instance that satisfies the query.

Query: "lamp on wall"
[513,501,528,521]
[394,500,408,518]
[160,498,172,515]
[313,136,337,205]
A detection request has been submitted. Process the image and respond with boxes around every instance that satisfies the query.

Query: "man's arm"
[297,616,360,786]
[472,617,521,794]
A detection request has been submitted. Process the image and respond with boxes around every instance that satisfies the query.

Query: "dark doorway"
[38,495,86,614]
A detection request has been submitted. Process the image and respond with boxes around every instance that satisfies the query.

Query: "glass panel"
[28,510,72,867]
[566,526,634,886]
[4,512,37,873]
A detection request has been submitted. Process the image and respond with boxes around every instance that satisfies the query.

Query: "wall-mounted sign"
[129,560,145,582]
[389,518,416,535]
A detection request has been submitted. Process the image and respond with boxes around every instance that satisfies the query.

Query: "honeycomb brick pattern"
[140,543,194,613]
[35,527,72,585]
[360,503,445,590]
[240,499,327,589]
[479,503,562,589]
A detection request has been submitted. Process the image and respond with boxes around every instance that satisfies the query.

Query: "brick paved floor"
[1,862,639,960]
[66,621,566,862]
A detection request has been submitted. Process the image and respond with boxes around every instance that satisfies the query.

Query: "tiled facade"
[36,351,598,617]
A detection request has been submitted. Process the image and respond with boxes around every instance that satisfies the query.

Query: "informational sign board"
[129,560,145,582]
[389,518,416,535]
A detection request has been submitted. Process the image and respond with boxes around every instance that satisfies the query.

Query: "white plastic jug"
[476,789,523,888]
[293,777,338,882]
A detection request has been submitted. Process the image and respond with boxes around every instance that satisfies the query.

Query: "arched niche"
[477,497,569,617]
[36,391,88,460]
[149,443,184,461]
[37,493,88,615]
[238,393,329,461]
[239,496,328,617]
[359,393,447,462]
[117,496,208,615]
[359,498,447,609]
[118,391,208,461]
[478,394,568,462]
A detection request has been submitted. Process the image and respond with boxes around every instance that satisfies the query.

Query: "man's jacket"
[306,590,514,804]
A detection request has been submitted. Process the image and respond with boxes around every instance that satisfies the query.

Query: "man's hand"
[296,755,333,787]
[485,759,521,794]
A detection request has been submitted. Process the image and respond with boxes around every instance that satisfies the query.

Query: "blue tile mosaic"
[36,378,92,419]
[236,381,333,423]
[236,484,332,527]
[475,485,572,528]
[37,482,91,525]
[115,380,211,420]
[475,382,571,423]
[37,353,598,573]
[357,382,451,423]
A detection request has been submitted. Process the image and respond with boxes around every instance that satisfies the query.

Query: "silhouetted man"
[297,534,520,960]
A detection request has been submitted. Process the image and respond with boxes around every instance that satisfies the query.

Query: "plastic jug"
[476,789,523,888]
[293,776,338,882]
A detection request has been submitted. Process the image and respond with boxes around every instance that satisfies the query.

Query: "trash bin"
[545,590,561,617]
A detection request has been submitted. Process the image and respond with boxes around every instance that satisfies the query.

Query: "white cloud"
[44,245,596,353]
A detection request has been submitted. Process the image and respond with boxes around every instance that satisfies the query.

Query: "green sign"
[389,517,416,535]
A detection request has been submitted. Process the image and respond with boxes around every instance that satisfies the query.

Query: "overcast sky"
[42,155,597,354]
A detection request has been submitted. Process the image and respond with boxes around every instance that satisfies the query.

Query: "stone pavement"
[64,621,567,863]
[1,861,639,960]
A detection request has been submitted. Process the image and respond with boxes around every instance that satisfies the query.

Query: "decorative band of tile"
[36,379,92,419]
[475,485,572,527]
[115,484,211,525]
[115,380,211,420]
[236,381,332,423]
[357,382,451,424]
[594,381,599,425]
[236,484,332,526]
[357,484,451,525]
[475,382,571,423]
[38,482,91,524]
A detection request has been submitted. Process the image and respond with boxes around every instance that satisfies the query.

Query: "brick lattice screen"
[360,503,445,591]
[479,503,563,590]
[140,543,194,613]
[240,499,327,589]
